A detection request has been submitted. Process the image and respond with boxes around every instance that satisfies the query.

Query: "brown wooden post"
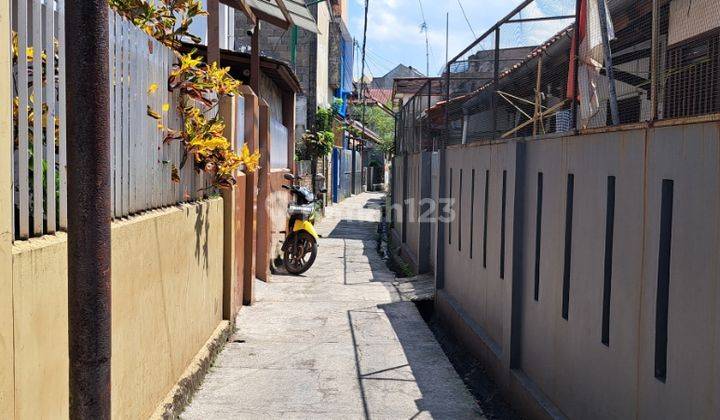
[207,0,220,65]
[220,96,239,320]
[282,91,296,173]
[234,172,247,306]
[250,22,261,94]
[241,86,260,304]
[256,100,272,281]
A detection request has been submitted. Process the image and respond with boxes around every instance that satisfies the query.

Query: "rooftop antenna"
[445,12,449,74]
[418,0,430,76]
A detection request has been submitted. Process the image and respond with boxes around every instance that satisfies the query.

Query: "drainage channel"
[413,299,522,420]
[377,212,521,419]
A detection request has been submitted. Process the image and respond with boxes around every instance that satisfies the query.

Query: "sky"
[348,0,576,80]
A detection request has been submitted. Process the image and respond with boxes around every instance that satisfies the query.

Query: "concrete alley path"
[183,192,484,419]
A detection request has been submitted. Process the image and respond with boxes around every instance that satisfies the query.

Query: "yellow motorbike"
[281,173,322,274]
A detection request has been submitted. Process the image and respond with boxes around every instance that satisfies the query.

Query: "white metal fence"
[11,3,206,241]
[13,0,66,239]
[108,12,206,219]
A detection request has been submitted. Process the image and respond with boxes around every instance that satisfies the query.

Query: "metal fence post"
[492,27,500,137]
[598,0,620,126]
[650,0,660,121]
[427,80,432,151]
[571,0,582,131]
[437,63,451,290]
[66,0,112,418]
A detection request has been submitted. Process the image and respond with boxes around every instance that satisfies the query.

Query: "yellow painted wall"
[0,199,14,419]
[110,199,224,419]
[11,236,69,419]
[0,0,15,415]
[9,199,224,419]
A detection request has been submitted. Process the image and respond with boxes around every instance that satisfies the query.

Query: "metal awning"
[244,0,318,33]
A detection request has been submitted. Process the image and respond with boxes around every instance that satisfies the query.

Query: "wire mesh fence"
[443,0,577,145]
[579,0,655,128]
[395,78,445,154]
[659,0,720,121]
[393,0,720,155]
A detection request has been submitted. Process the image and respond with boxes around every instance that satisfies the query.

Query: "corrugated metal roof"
[246,0,318,33]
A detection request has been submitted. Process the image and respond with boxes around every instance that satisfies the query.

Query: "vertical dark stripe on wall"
[483,170,490,268]
[562,174,575,320]
[534,172,543,301]
[449,169,453,245]
[402,156,408,243]
[500,170,507,279]
[655,179,674,382]
[470,169,476,259]
[602,176,616,346]
[459,169,463,252]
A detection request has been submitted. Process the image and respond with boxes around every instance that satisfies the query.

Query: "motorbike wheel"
[283,231,318,275]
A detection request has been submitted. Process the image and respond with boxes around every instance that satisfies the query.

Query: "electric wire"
[456,0,477,39]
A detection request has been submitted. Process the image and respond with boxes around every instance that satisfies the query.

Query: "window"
[664,30,720,119]
[270,118,289,169]
[185,2,235,50]
[607,96,641,126]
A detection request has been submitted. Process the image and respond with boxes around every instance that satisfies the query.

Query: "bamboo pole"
[498,90,547,109]
[533,57,543,136]
[503,100,569,139]
[497,92,533,120]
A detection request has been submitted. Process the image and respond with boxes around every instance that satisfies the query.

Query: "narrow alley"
[182,193,484,419]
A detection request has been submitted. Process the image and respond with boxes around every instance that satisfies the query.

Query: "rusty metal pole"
[66,0,112,418]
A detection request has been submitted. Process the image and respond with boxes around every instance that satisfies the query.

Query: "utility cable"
[456,0,477,39]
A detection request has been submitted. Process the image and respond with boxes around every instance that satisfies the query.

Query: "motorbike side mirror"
[283,173,296,182]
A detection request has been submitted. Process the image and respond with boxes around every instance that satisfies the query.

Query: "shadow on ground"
[327,219,380,241]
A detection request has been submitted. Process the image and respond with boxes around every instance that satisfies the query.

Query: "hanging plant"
[108,0,206,49]
[110,0,260,188]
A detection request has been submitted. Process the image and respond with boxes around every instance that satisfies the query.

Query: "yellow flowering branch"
[111,0,260,189]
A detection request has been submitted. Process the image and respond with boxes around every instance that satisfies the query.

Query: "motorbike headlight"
[288,205,313,219]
